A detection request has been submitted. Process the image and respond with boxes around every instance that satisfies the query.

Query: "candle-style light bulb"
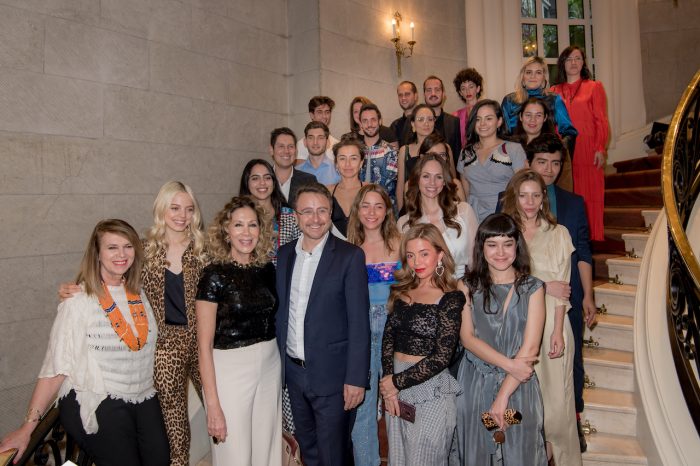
[410,22,415,41]
[392,19,397,39]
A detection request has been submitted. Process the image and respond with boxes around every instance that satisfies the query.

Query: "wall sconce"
[390,11,416,77]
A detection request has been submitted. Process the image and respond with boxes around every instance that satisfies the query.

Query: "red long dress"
[551,79,609,241]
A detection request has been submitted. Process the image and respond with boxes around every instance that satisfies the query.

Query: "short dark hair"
[308,96,336,113]
[525,133,567,165]
[423,75,444,92]
[270,127,297,147]
[453,68,484,102]
[294,182,333,210]
[359,103,382,121]
[398,81,418,93]
[304,121,330,138]
[556,46,591,85]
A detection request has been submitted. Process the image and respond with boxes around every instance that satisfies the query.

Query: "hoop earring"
[435,261,445,278]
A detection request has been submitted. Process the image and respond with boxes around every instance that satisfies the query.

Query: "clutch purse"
[384,399,416,423]
[282,430,302,465]
[480,409,523,444]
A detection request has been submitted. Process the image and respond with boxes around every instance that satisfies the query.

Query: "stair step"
[594,283,636,317]
[604,207,648,229]
[583,388,637,436]
[586,314,634,352]
[593,253,619,280]
[622,232,650,258]
[605,168,661,189]
[606,257,642,286]
[612,155,662,173]
[605,187,663,208]
[641,209,660,228]
[582,432,647,465]
[584,347,635,392]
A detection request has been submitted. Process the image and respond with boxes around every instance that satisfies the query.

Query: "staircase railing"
[662,67,700,436]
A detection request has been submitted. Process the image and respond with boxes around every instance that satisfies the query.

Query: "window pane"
[543,25,559,58]
[521,0,536,18]
[569,25,585,49]
[589,0,593,18]
[522,24,538,57]
[568,0,584,19]
[542,0,557,18]
[547,64,558,87]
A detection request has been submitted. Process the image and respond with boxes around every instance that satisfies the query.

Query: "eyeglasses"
[565,56,583,63]
[415,117,435,123]
[296,208,331,217]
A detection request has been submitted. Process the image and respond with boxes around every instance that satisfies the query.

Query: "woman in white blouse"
[0,219,168,466]
[398,154,478,280]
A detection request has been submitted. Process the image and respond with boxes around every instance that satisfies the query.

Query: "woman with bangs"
[399,154,478,280]
[455,213,547,465]
[379,223,466,465]
[501,170,580,465]
[346,184,401,466]
[196,196,281,466]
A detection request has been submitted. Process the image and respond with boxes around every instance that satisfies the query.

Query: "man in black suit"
[276,183,370,465]
[390,80,419,147]
[423,75,462,169]
[269,127,317,207]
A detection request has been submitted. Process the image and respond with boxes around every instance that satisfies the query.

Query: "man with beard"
[390,81,419,147]
[423,75,462,169]
[358,103,398,206]
[297,122,341,185]
[296,96,339,163]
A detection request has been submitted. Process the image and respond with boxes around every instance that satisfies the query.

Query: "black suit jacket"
[275,234,370,396]
[435,112,462,171]
[286,169,317,209]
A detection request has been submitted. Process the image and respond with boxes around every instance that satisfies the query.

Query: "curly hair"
[207,196,273,267]
[144,181,207,264]
[500,169,557,231]
[346,184,401,253]
[465,213,531,313]
[388,223,458,312]
[403,154,462,236]
[453,68,484,102]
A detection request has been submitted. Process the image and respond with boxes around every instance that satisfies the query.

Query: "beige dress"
[528,222,582,466]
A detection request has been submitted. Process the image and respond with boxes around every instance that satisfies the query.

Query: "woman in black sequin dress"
[195,196,281,466]
[379,223,466,465]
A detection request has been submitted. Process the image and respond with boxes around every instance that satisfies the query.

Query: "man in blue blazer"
[276,183,370,465]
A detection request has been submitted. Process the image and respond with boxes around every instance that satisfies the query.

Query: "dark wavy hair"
[465,213,531,314]
[453,68,484,102]
[464,99,508,148]
[417,132,458,179]
[513,97,557,145]
[403,154,462,236]
[555,45,591,85]
[238,159,288,217]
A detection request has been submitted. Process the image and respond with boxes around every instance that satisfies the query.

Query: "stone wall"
[0,0,287,435]
[288,0,467,140]
[639,0,700,121]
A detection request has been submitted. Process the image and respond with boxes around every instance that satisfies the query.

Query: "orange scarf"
[98,283,149,351]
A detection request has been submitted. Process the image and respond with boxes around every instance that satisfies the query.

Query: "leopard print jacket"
[141,241,208,329]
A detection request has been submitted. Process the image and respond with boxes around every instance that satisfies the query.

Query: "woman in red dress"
[551,45,610,241]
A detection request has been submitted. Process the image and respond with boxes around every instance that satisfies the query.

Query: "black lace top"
[382,290,465,390]
[196,261,277,350]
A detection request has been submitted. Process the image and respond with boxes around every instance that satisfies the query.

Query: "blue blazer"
[496,186,591,311]
[275,234,371,396]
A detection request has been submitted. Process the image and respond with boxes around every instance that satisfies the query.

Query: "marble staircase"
[580,209,660,465]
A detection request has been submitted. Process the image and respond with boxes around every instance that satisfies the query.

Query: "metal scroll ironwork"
[662,68,700,435]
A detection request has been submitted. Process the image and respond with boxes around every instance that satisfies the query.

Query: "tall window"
[520,0,595,85]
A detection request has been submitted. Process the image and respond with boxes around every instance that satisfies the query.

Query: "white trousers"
[210,339,282,466]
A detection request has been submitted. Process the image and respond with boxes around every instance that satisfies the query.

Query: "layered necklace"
[98,282,149,351]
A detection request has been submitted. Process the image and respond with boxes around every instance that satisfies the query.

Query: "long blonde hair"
[514,56,549,104]
[76,219,144,297]
[144,181,207,262]
[346,184,401,253]
[388,223,457,312]
[207,196,272,266]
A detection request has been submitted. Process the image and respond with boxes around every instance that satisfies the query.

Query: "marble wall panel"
[0,0,100,24]
[0,132,43,194]
[0,383,34,437]
[0,4,44,72]
[0,256,46,324]
[0,318,53,390]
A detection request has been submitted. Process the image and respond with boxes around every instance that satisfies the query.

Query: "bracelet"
[24,407,42,423]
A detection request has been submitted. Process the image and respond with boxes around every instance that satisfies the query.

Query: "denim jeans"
[352,304,388,466]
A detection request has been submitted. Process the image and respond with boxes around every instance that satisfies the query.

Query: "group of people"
[0,45,606,466]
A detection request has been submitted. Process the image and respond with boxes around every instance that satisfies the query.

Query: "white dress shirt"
[286,232,330,360]
[276,168,292,201]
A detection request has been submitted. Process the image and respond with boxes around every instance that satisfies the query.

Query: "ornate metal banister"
[662,67,700,435]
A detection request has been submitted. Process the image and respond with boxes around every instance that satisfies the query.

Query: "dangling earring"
[410,269,416,279]
[225,236,231,244]
[435,260,445,277]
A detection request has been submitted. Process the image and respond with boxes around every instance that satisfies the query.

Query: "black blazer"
[435,112,462,171]
[275,234,370,395]
[287,169,317,209]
